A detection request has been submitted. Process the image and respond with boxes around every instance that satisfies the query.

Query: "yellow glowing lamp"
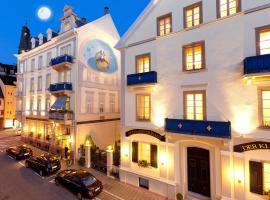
[159,153,167,166]
[122,145,129,157]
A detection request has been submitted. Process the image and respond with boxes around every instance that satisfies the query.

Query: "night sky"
[0,0,150,64]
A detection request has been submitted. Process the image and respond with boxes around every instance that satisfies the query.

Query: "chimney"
[18,25,31,54]
[104,6,109,15]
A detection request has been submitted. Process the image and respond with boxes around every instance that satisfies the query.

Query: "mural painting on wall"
[83,39,118,74]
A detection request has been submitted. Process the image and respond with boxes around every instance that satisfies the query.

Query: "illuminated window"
[136,54,150,73]
[183,42,205,71]
[30,77,35,93]
[46,52,52,66]
[184,91,206,120]
[218,0,240,18]
[37,76,42,91]
[157,13,172,36]
[86,92,94,113]
[139,143,151,163]
[109,94,116,113]
[136,94,151,121]
[262,91,270,127]
[60,44,71,56]
[264,163,270,192]
[64,21,71,31]
[38,56,43,69]
[257,27,270,55]
[99,93,105,113]
[184,2,202,28]
[31,59,35,72]
[46,74,51,90]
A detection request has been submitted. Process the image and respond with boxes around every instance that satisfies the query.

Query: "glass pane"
[139,143,150,163]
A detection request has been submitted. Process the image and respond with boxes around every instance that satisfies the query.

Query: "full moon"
[38,7,51,21]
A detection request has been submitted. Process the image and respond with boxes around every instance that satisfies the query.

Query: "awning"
[50,96,67,110]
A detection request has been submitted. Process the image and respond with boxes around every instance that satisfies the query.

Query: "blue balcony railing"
[127,71,157,86]
[49,82,72,92]
[244,54,270,75]
[50,54,73,66]
[165,118,231,139]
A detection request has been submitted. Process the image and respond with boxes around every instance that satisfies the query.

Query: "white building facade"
[16,6,120,161]
[117,0,270,200]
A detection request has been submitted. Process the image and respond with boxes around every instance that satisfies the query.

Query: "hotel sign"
[234,141,270,153]
[126,129,166,142]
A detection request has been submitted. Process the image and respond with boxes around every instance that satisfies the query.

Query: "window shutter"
[132,142,138,163]
[249,161,263,195]
[150,144,158,168]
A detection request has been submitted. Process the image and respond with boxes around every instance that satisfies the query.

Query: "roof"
[0,75,16,86]
[115,0,158,49]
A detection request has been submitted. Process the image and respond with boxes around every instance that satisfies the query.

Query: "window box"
[138,160,150,168]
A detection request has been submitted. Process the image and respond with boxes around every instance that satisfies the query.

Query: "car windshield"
[82,176,96,187]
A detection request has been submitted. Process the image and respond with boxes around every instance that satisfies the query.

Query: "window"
[183,41,205,71]
[64,21,71,31]
[217,0,240,18]
[259,90,270,127]
[184,90,206,120]
[46,74,51,90]
[60,44,71,56]
[132,142,158,168]
[46,98,50,112]
[30,78,35,93]
[38,56,43,69]
[37,76,42,91]
[30,98,34,111]
[65,97,70,111]
[86,92,94,113]
[249,161,269,195]
[31,59,35,71]
[99,93,105,113]
[58,70,71,82]
[136,54,151,73]
[136,94,151,121]
[109,94,116,113]
[184,2,202,28]
[37,97,41,112]
[256,26,270,55]
[157,13,172,36]
[46,52,52,66]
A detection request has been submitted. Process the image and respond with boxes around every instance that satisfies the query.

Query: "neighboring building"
[117,1,270,200]
[0,74,16,128]
[17,6,120,161]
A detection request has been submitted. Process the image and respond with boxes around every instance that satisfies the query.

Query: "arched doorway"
[187,147,211,197]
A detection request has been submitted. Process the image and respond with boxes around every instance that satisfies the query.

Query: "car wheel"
[55,178,59,186]
[77,193,83,200]
[25,161,29,168]
[39,170,43,176]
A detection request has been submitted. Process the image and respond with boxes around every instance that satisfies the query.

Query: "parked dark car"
[6,145,33,160]
[55,169,103,199]
[25,153,61,176]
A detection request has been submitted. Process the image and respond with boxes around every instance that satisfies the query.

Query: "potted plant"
[176,193,184,200]
[138,160,149,168]
[29,132,34,137]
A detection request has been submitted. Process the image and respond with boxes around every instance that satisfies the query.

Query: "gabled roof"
[115,0,160,49]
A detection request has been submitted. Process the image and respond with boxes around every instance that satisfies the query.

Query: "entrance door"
[187,147,211,197]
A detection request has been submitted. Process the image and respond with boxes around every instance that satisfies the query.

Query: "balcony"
[50,54,73,71]
[127,71,157,86]
[49,110,73,123]
[244,54,270,77]
[49,82,72,95]
[165,118,231,139]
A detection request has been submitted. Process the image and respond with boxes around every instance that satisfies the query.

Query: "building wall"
[120,0,270,199]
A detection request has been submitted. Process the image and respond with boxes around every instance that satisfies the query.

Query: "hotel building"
[16,6,120,160]
[116,0,270,199]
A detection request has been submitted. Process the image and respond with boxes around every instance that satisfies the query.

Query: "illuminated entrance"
[187,147,211,197]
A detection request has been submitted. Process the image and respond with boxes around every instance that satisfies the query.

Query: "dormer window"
[38,34,43,45]
[64,21,71,31]
[31,38,38,49]
[47,29,52,41]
